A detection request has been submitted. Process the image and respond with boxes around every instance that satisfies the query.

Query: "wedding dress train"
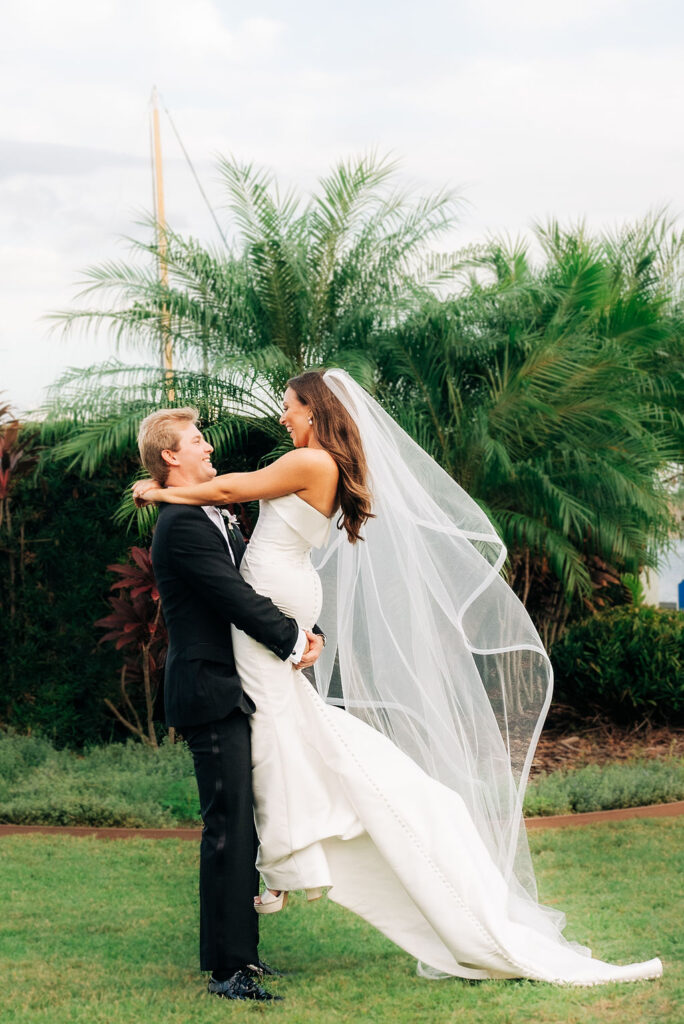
[231,493,662,986]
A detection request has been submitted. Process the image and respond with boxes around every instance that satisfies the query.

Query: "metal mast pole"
[150,86,174,399]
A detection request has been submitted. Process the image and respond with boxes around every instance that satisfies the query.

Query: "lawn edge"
[0,800,683,839]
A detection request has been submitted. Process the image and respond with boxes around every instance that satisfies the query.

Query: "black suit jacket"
[151,504,300,729]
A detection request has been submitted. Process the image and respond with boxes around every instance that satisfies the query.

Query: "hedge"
[550,604,684,724]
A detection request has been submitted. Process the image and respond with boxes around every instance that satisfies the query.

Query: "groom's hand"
[294,630,324,669]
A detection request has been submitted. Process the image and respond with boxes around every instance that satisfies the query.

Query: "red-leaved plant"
[96,547,169,747]
[0,400,40,626]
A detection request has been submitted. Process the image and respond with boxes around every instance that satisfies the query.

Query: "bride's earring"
[308,417,313,425]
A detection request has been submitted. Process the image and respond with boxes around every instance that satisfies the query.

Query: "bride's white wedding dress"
[232,492,662,986]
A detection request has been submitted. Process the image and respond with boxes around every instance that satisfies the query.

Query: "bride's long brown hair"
[287,370,374,543]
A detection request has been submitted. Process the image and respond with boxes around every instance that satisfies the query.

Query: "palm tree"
[43,153,462,478]
[373,213,684,642]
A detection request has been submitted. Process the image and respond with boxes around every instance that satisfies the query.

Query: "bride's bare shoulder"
[279,447,338,476]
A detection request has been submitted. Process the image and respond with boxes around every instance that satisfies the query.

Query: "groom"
[137,408,323,1002]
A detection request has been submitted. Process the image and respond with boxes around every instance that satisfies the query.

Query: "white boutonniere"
[220,510,240,534]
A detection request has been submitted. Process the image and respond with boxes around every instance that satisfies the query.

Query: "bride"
[134,368,663,985]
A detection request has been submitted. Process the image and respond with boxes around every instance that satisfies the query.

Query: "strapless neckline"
[255,493,333,550]
[289,491,334,521]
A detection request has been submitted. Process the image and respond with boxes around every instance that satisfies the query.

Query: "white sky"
[1,0,683,414]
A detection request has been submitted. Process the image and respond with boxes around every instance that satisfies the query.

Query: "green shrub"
[550,605,684,723]
[160,777,201,824]
[524,758,684,816]
[2,731,683,827]
[0,731,197,827]
[0,794,170,828]
[0,730,55,788]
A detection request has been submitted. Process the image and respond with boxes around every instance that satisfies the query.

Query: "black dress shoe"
[247,958,284,978]
[207,969,282,1001]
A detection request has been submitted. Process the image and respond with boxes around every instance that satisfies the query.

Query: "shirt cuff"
[289,628,308,665]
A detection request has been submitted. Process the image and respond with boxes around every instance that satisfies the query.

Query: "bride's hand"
[132,478,163,507]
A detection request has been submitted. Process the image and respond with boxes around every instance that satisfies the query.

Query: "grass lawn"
[0,820,680,1024]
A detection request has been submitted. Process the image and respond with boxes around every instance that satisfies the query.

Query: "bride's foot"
[254,887,324,914]
[254,889,289,915]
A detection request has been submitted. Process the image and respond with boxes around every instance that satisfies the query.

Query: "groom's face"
[164,421,217,485]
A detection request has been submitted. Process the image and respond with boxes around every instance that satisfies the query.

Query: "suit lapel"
[196,506,240,566]
[228,526,246,566]
[215,510,245,566]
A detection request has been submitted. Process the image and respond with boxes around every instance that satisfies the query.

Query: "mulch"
[531,717,684,776]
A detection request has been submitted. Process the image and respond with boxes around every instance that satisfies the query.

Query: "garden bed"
[2,723,684,828]
[531,713,684,775]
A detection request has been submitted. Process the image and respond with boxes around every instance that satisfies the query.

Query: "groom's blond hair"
[137,407,199,486]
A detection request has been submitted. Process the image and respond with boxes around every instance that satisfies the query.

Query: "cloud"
[0,140,142,179]
[1,0,683,412]
[464,0,630,32]
[0,2,285,153]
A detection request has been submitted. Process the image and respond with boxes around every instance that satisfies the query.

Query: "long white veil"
[312,368,563,940]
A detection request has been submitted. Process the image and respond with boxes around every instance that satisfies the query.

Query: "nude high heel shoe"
[254,889,289,914]
[254,887,324,914]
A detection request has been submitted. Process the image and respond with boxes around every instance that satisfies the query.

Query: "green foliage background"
[0,452,133,746]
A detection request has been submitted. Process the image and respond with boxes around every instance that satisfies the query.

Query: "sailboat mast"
[150,87,173,396]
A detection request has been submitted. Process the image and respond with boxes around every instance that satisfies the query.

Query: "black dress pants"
[182,709,260,974]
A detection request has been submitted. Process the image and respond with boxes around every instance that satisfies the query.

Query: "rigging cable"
[160,93,230,251]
